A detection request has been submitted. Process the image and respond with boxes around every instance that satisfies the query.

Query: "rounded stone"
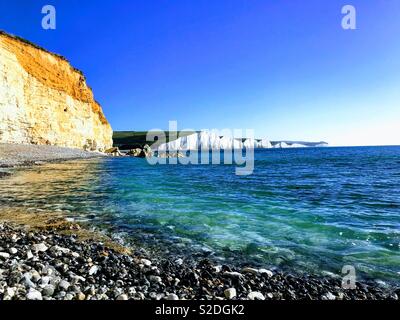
[166,293,179,300]
[26,288,43,300]
[224,288,237,299]
[247,291,265,300]
[42,285,55,297]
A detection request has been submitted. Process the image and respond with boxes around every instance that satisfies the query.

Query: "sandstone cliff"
[0,31,112,152]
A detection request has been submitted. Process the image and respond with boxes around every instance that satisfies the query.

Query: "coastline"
[1,219,398,301]
[1,144,399,300]
[0,143,106,168]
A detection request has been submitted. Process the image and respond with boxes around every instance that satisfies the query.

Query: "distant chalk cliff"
[155,131,328,150]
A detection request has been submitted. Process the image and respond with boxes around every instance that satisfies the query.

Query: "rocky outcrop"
[127,144,153,158]
[104,147,124,157]
[0,31,112,152]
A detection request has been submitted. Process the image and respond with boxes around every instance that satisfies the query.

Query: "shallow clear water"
[1,146,400,282]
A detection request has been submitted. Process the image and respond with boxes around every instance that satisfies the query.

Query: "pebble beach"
[1,222,399,301]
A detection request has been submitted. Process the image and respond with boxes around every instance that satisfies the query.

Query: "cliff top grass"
[113,131,198,149]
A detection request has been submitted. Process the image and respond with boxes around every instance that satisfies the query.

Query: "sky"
[1,0,399,146]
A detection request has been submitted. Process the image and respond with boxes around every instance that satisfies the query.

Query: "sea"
[1,146,399,282]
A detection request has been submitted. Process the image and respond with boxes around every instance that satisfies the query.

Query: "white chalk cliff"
[156,131,328,151]
[156,131,271,151]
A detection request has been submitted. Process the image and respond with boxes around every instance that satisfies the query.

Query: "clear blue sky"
[1,0,399,146]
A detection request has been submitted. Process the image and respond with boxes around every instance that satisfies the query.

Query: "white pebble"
[224,271,244,279]
[4,287,16,299]
[149,275,162,283]
[26,288,43,300]
[140,259,152,266]
[166,293,179,300]
[323,292,336,300]
[259,269,274,277]
[224,288,237,299]
[89,265,99,275]
[0,252,10,259]
[32,243,48,252]
[241,267,259,275]
[247,291,265,300]
[26,250,34,260]
[58,280,70,291]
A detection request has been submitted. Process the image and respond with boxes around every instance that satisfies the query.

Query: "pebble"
[9,248,18,255]
[4,287,16,299]
[259,269,274,277]
[40,276,51,286]
[140,259,152,267]
[26,250,34,260]
[58,280,70,291]
[0,223,396,301]
[224,288,237,299]
[241,267,259,275]
[65,293,74,300]
[31,271,41,283]
[156,293,165,300]
[22,274,36,288]
[247,291,265,300]
[224,271,244,279]
[149,275,162,284]
[133,292,145,300]
[213,265,222,273]
[0,252,10,259]
[323,292,336,300]
[32,243,48,252]
[88,265,99,275]
[77,292,86,300]
[42,285,55,297]
[166,293,179,300]
[26,288,43,300]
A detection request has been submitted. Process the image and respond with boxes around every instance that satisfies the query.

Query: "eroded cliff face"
[0,31,112,152]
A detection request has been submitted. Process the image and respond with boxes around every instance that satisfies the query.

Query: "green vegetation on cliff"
[113,131,196,149]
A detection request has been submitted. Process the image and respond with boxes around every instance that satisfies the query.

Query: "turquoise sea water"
[1,146,399,282]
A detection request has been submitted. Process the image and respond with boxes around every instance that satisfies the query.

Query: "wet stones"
[0,223,397,301]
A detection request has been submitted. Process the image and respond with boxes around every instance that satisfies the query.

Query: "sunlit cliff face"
[0,32,113,152]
